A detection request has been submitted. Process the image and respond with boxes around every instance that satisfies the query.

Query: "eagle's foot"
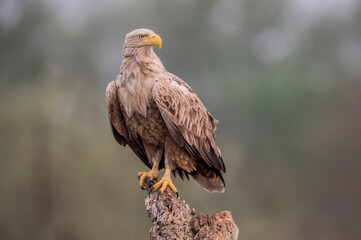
[152,169,178,194]
[138,169,159,187]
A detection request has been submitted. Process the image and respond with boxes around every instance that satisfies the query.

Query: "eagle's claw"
[138,170,159,187]
[152,176,178,194]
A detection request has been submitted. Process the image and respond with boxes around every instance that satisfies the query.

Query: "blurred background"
[1,0,361,239]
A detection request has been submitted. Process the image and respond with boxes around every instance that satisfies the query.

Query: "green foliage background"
[1,0,361,239]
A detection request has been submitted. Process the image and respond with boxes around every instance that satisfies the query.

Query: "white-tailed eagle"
[106,29,225,194]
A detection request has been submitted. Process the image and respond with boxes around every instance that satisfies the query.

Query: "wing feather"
[152,73,225,172]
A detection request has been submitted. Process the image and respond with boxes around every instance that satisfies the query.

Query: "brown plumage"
[106,28,225,193]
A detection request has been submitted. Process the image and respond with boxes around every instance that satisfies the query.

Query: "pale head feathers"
[122,28,159,57]
[124,29,155,48]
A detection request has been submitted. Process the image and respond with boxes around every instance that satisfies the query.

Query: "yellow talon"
[138,168,159,187]
[152,168,178,194]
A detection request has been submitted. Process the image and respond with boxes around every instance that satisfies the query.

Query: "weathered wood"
[143,179,239,240]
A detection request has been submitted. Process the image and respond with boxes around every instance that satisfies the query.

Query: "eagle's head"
[122,28,162,57]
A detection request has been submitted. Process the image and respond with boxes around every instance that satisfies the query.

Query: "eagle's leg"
[151,136,178,194]
[152,168,178,194]
[139,141,163,187]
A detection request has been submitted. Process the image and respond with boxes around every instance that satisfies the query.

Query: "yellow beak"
[142,33,162,49]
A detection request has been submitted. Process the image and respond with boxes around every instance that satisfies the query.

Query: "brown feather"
[153,73,225,173]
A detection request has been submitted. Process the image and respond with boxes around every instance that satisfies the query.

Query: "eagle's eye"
[139,35,145,39]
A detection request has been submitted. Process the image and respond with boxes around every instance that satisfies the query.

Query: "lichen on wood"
[142,179,239,240]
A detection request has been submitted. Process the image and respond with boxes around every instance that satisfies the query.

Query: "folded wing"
[106,79,150,168]
[152,73,225,173]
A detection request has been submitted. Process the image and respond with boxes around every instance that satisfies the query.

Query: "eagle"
[106,28,225,194]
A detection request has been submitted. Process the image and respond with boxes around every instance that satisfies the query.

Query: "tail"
[192,169,225,193]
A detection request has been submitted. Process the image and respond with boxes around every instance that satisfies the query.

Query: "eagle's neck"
[119,47,165,117]
[124,46,165,73]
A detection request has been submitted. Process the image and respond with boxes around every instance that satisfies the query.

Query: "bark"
[142,179,239,240]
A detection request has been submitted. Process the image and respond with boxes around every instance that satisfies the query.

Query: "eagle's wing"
[152,73,225,172]
[106,78,150,168]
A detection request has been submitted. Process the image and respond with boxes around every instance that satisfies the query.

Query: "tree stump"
[142,179,239,240]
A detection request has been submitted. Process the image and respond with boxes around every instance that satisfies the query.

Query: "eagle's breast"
[116,57,168,147]
[121,99,168,147]
[117,59,156,117]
